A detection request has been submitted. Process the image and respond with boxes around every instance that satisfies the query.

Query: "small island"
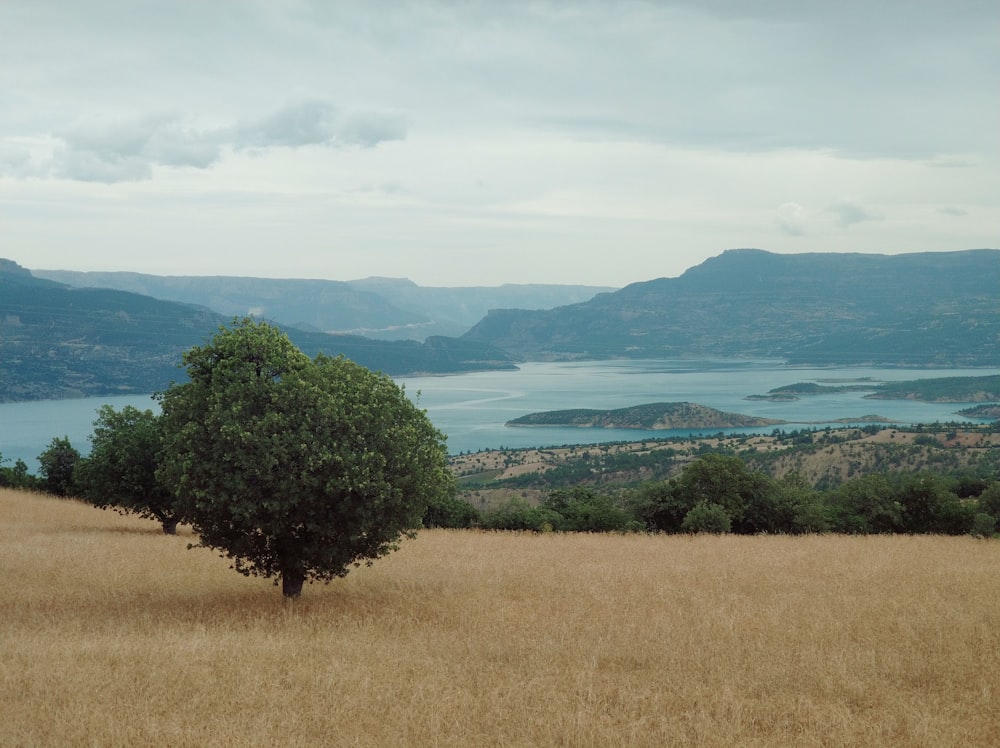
[956,403,1000,419]
[506,402,785,430]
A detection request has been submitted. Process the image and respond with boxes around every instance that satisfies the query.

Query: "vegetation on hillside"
[434,424,1000,536]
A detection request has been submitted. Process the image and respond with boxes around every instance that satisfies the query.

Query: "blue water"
[2,360,996,470]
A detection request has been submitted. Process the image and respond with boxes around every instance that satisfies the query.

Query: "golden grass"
[3,487,1000,747]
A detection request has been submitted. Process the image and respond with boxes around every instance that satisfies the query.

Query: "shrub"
[681,501,732,534]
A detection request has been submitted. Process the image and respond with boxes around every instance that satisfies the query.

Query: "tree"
[681,501,731,534]
[74,405,180,534]
[0,453,33,489]
[543,487,631,532]
[674,454,772,534]
[37,436,80,496]
[826,474,902,534]
[157,319,453,597]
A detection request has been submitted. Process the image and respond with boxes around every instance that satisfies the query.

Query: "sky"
[1,1,997,288]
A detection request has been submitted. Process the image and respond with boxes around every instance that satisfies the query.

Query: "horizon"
[2,2,998,287]
[15,246,999,289]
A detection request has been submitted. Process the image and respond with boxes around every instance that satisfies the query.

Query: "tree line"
[427,452,999,537]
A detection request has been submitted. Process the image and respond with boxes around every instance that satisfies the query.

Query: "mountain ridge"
[0,261,517,402]
[462,248,1000,366]
[30,268,614,340]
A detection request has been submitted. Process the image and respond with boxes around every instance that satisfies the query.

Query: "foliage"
[542,487,633,532]
[481,497,563,532]
[74,405,180,534]
[0,452,35,489]
[423,494,481,529]
[37,436,80,496]
[681,501,732,534]
[157,319,453,596]
[673,454,773,534]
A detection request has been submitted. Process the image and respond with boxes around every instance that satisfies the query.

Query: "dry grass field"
[3,487,1000,747]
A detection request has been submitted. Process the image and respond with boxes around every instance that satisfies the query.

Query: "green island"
[864,374,1000,402]
[958,404,1000,419]
[505,402,784,430]
[746,374,1000,404]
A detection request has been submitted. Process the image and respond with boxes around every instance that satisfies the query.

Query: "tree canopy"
[74,404,180,534]
[157,319,453,597]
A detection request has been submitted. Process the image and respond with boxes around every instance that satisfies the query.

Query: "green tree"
[543,487,631,532]
[74,405,180,534]
[37,436,80,496]
[423,494,481,528]
[157,319,452,597]
[977,482,1000,522]
[826,474,902,534]
[675,454,772,534]
[681,501,731,534]
[0,453,33,489]
[896,473,971,535]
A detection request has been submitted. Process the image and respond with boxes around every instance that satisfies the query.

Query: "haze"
[1,1,997,286]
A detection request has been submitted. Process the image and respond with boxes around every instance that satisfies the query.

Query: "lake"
[2,359,997,470]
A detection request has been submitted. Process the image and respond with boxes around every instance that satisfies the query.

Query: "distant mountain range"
[0,259,519,402]
[5,248,997,403]
[30,269,614,340]
[462,248,1000,367]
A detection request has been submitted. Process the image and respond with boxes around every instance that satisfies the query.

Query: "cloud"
[829,201,883,228]
[937,206,968,217]
[776,202,807,236]
[230,100,406,151]
[2,100,407,183]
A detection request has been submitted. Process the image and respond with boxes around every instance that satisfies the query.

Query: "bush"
[423,494,481,528]
[971,512,997,539]
[681,502,731,534]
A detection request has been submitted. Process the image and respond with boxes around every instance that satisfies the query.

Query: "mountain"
[0,260,516,402]
[461,249,1000,366]
[30,269,614,340]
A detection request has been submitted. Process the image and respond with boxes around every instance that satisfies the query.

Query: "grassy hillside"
[451,426,1000,504]
[3,488,1000,746]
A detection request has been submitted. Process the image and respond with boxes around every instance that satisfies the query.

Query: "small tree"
[37,436,80,496]
[0,453,34,489]
[74,405,181,534]
[681,501,731,534]
[158,319,453,597]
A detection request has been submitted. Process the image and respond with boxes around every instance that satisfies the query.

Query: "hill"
[0,260,516,402]
[31,269,613,340]
[461,248,1000,366]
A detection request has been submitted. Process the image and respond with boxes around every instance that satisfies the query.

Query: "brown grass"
[3,487,1000,747]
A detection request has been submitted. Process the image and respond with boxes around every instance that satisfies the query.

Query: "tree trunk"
[161,517,179,535]
[282,569,305,598]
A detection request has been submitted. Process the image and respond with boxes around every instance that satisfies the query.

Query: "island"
[506,402,785,430]
[956,404,1000,420]
[864,375,1000,403]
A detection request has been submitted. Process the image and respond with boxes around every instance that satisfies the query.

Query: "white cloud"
[830,201,883,228]
[1,101,407,183]
[776,202,807,236]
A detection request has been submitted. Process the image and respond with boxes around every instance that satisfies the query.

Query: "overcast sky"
[1,1,997,287]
